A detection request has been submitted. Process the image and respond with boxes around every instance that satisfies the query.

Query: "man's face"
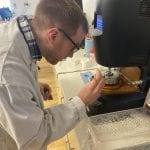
[39,26,86,65]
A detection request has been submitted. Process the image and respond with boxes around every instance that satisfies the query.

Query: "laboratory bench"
[54,49,150,150]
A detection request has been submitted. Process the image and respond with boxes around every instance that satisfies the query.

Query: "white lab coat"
[0,19,87,150]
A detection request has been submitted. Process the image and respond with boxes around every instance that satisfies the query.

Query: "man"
[0,0,105,149]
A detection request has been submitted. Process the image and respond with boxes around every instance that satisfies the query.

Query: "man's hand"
[78,69,105,106]
[39,83,53,100]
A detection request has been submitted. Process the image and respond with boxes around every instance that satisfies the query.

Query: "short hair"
[33,0,88,35]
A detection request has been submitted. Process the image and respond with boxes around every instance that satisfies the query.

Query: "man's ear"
[47,28,58,43]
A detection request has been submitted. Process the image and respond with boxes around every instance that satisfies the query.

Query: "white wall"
[83,0,97,25]
[26,0,40,16]
[0,0,12,9]
[11,0,39,16]
[10,0,96,23]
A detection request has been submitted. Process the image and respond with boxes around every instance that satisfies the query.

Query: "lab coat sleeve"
[0,85,87,150]
[44,96,87,143]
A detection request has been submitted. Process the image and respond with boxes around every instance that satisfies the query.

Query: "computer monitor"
[93,0,150,67]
